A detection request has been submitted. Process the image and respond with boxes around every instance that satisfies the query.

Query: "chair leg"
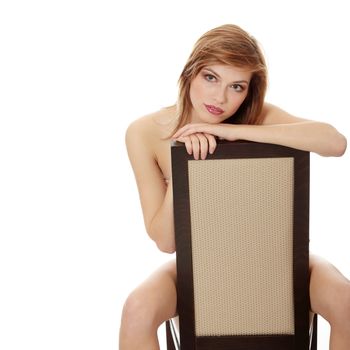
[166,321,176,350]
[310,314,318,350]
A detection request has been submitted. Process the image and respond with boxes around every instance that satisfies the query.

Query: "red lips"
[205,104,224,116]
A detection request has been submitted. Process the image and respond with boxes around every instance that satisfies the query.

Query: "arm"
[173,103,347,158]
[258,103,347,156]
[125,119,175,254]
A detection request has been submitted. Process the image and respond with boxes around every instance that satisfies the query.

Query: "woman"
[119,24,349,349]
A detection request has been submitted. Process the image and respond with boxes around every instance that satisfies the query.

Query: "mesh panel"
[188,157,294,336]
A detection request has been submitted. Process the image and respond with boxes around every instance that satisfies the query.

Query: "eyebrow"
[202,67,250,84]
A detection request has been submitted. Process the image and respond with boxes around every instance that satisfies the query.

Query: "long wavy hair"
[172,24,268,135]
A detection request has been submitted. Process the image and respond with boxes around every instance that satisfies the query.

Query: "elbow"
[147,225,176,254]
[156,241,176,254]
[147,216,176,254]
[320,125,347,157]
[153,232,176,253]
[153,230,175,253]
[331,132,347,157]
[337,134,347,156]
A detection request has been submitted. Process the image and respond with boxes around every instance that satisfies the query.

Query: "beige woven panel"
[188,157,294,336]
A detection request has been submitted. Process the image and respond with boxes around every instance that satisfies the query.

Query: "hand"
[175,133,217,160]
[173,123,238,159]
[173,123,237,141]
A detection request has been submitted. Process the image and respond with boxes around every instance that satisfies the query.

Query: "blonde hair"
[173,24,267,135]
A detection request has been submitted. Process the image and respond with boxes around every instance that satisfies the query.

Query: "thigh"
[309,254,349,322]
[132,259,177,324]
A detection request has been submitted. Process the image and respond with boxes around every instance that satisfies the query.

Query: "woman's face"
[189,64,252,124]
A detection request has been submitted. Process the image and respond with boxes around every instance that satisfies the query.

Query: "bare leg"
[310,255,350,350]
[119,260,177,350]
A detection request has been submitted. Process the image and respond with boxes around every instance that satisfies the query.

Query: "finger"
[205,133,217,154]
[183,136,193,155]
[175,136,193,155]
[190,134,200,160]
[172,125,191,139]
[173,124,206,139]
[178,127,204,138]
[197,133,209,160]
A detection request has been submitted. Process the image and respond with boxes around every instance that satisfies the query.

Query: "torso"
[139,105,177,182]
[150,107,175,182]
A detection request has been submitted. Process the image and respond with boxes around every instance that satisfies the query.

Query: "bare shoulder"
[125,105,177,145]
[261,102,308,125]
[125,106,177,180]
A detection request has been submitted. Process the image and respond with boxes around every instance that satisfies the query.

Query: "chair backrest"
[171,140,310,350]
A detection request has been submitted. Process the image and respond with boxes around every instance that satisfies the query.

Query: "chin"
[207,115,230,124]
[192,107,229,124]
[198,113,225,124]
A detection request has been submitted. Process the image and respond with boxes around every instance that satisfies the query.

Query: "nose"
[214,85,227,105]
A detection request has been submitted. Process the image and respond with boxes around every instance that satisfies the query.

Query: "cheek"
[189,83,204,106]
[191,76,211,98]
[228,93,247,112]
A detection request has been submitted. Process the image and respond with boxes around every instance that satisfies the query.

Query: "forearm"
[148,181,175,254]
[232,122,347,157]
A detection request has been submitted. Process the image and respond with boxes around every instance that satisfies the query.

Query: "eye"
[231,83,245,92]
[204,74,217,82]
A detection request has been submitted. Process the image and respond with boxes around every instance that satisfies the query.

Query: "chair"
[166,140,317,350]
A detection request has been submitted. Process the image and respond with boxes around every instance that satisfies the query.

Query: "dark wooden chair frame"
[166,140,317,350]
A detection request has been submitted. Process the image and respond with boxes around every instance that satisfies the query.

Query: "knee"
[330,281,350,328]
[120,290,158,337]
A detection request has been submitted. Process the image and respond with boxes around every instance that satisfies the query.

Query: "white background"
[0,0,349,349]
